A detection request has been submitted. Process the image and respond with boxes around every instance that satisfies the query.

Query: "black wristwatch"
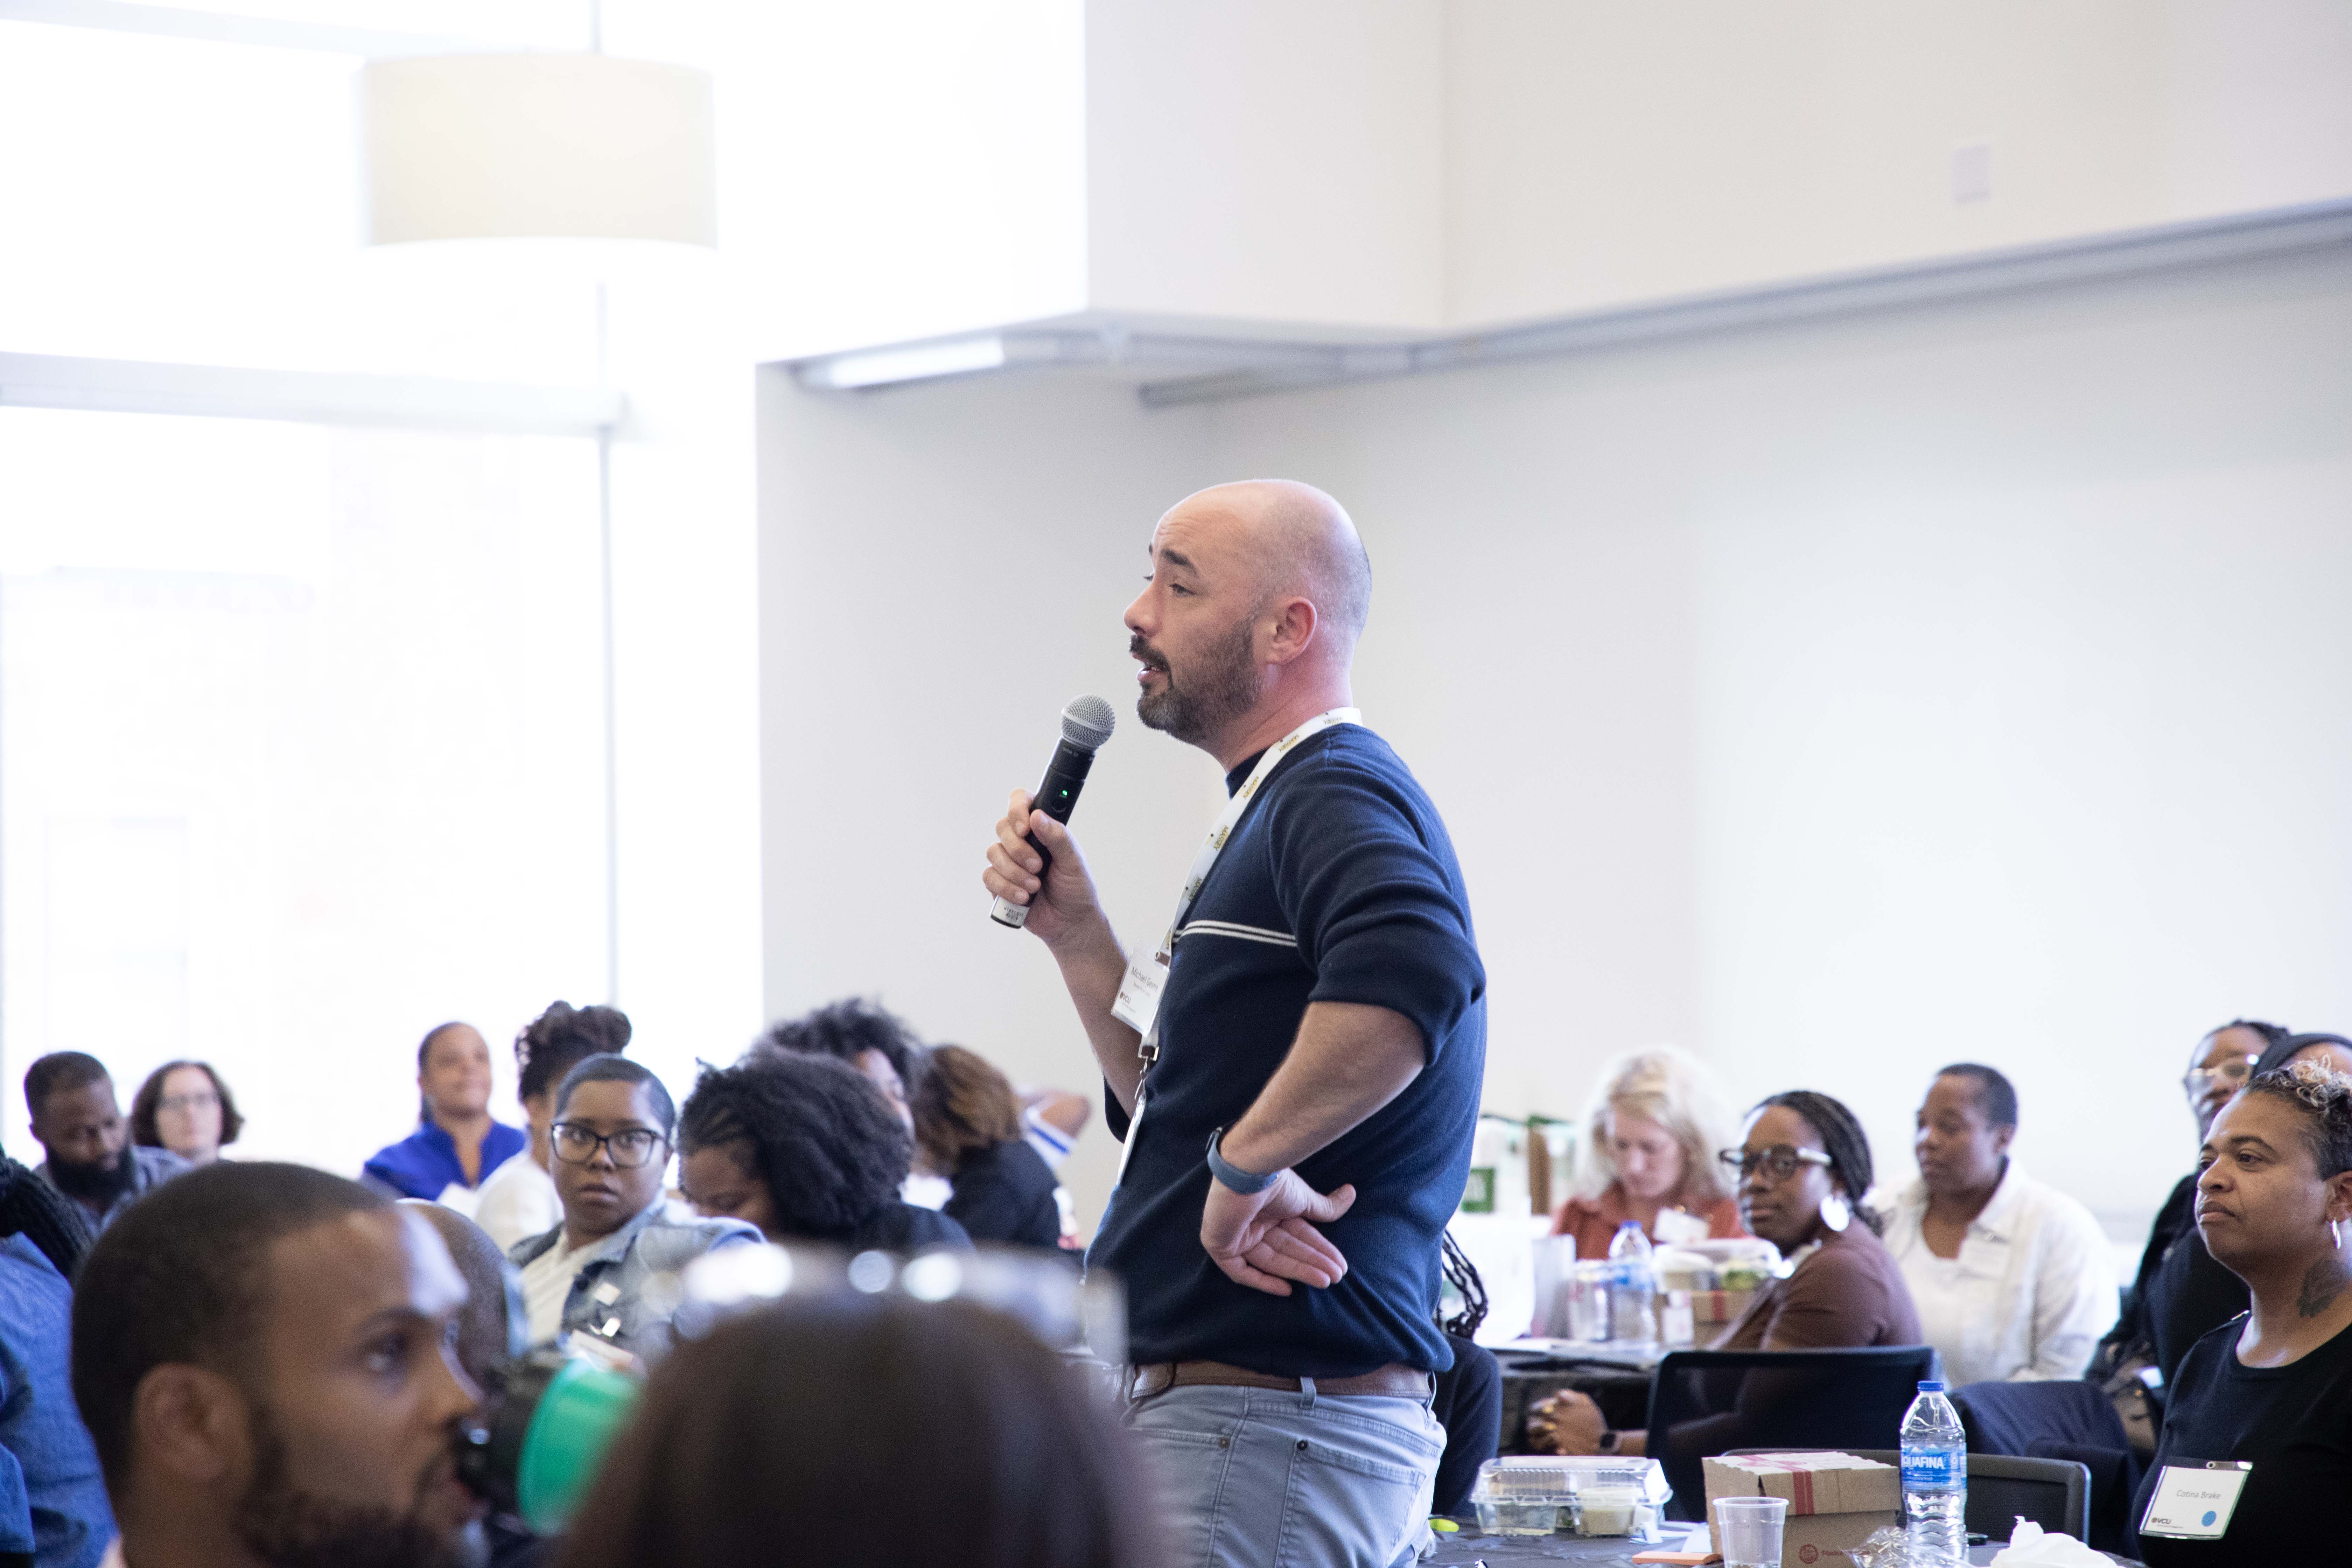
[1596,1429,1622,1455]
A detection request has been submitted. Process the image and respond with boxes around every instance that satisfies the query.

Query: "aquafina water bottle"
[1898,1379,1967,1565]
[1605,1221,1657,1345]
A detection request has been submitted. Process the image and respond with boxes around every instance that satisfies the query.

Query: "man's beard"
[46,1150,134,1204]
[1133,612,1262,745]
[234,1402,473,1568]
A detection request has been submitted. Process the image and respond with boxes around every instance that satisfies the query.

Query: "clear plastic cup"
[1715,1495,1789,1568]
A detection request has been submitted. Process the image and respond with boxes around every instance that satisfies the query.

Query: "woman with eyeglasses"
[1529,1090,1919,1457]
[2132,1060,2352,1564]
[129,1060,243,1167]
[507,1054,761,1360]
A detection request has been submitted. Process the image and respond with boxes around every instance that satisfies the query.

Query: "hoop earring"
[1820,1192,1851,1233]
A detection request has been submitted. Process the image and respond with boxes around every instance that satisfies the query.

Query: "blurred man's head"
[74,1163,485,1568]
[26,1052,131,1205]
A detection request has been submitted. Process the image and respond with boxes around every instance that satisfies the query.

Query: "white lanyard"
[1108,707,1358,1184]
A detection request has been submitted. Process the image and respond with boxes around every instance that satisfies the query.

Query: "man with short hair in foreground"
[26,1053,188,1232]
[983,480,1486,1567]
[72,1162,487,1568]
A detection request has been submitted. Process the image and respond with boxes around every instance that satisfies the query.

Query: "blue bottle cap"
[1917,1380,1946,1392]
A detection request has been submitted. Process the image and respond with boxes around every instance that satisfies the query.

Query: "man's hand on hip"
[1201,1170,1357,1297]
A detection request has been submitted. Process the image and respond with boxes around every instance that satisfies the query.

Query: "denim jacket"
[507,1202,760,1360]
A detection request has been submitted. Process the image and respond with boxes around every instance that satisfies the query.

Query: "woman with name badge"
[2134,1060,2352,1564]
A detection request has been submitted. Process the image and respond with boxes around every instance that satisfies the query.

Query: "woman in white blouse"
[1883,1063,2118,1384]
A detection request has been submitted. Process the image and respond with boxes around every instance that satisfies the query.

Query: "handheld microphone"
[992,694,1117,929]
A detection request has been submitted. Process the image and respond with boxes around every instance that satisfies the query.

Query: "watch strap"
[1205,1127,1279,1195]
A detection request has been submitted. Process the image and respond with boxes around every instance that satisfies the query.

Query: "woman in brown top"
[1531,1089,1922,1454]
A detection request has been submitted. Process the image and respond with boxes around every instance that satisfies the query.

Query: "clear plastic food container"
[1469,1455,1673,1539]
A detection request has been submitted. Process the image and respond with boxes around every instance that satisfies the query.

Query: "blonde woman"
[1552,1046,1746,1258]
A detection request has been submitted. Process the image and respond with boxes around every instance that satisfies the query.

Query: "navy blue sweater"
[1092,724,1485,1377]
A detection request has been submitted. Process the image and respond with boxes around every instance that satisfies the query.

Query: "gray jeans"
[1121,1379,1443,1568]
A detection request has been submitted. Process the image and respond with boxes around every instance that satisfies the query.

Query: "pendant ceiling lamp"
[361,46,714,247]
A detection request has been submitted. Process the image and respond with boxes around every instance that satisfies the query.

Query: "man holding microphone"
[982,479,1485,1566]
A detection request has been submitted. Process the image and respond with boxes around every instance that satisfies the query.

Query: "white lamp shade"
[363,54,715,246]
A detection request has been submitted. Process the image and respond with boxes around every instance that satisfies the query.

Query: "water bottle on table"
[1606,1221,1658,1345]
[1898,1379,1967,1566]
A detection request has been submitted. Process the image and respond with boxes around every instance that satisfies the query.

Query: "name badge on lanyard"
[2139,1461,2251,1539]
[1106,706,1360,1190]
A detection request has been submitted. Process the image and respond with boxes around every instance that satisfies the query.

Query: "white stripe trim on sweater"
[1173,919,1298,949]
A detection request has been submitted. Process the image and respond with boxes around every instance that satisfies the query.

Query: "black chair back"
[1647,1347,1942,1520]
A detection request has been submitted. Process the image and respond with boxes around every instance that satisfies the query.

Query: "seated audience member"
[130,1061,243,1169]
[398,1202,525,1384]
[2261,1029,2352,1078]
[1530,1090,1920,1456]
[1552,1046,1744,1258]
[473,1002,634,1251]
[756,998,948,1207]
[398,1202,540,1568]
[677,1055,973,1254]
[1429,1234,1501,1518]
[363,1022,527,1212]
[2133,1062,2352,1564]
[911,1047,1062,1250]
[550,1294,1156,1568]
[72,1163,486,1568]
[2099,1020,2286,1396]
[1018,1087,1089,1248]
[1883,1063,2117,1382]
[0,1157,109,1568]
[26,1053,189,1232]
[509,1056,757,1358]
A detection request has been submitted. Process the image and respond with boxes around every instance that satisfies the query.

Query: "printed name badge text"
[2138,1463,2250,1540]
[1111,953,1167,1036]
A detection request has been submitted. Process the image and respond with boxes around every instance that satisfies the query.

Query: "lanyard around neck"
[1150,706,1359,964]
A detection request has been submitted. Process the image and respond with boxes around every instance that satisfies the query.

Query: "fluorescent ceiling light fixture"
[798,335,1009,391]
[363,53,715,246]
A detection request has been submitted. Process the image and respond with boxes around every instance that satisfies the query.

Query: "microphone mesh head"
[1059,694,1117,751]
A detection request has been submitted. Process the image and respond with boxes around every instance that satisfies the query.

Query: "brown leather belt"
[1128,1359,1432,1400]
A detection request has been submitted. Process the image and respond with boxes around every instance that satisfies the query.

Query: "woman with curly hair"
[677,1053,972,1254]
[2133,1060,2352,1564]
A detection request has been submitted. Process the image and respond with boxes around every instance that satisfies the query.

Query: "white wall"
[1444,0,2352,327]
[1085,0,1444,332]
[761,244,2352,1240]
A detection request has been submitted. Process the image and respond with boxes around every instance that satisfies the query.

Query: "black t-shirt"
[945,1140,1062,1249]
[1092,725,1486,1377]
[2133,1311,2352,1564]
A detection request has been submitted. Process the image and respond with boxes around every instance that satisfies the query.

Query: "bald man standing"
[985,481,1485,1567]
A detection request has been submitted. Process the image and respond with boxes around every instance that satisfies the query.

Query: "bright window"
[0,407,608,1172]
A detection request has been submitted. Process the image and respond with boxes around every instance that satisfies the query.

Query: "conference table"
[1426,1526,2140,1566]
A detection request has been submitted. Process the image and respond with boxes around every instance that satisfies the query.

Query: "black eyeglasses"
[550,1122,668,1168]
[1717,1145,1834,1181]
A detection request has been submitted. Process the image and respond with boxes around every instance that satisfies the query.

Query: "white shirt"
[473,1152,561,1251]
[520,1233,583,1344]
[1882,1160,2118,1385]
